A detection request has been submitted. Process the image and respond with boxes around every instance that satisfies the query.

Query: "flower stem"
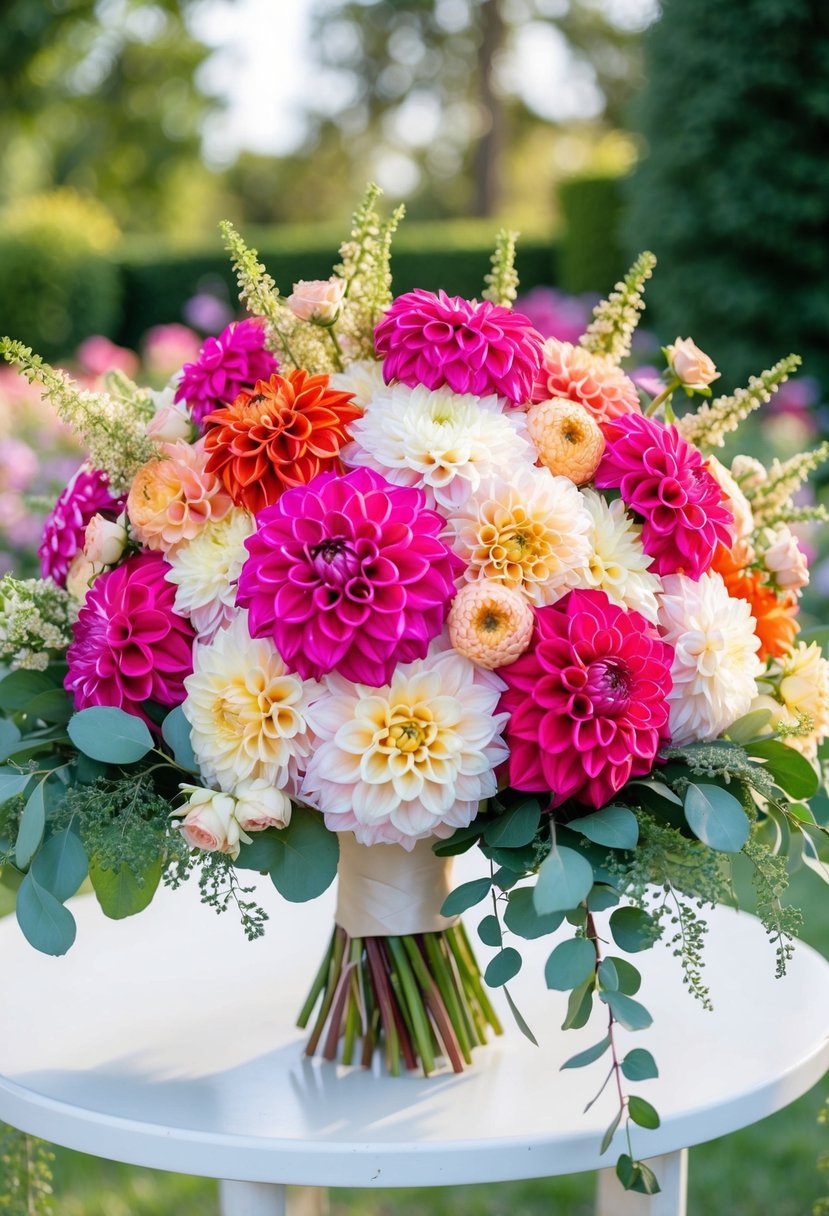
[644,378,679,417]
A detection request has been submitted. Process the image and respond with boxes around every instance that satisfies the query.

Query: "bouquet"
[2,185,828,1196]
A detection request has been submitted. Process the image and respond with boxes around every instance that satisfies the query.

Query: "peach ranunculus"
[234,778,292,832]
[84,512,128,568]
[127,439,232,554]
[286,277,346,324]
[666,337,720,390]
[173,785,249,861]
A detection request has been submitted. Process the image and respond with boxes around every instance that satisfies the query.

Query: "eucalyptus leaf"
[533,846,594,914]
[235,829,285,872]
[607,956,641,996]
[544,937,597,991]
[597,958,619,991]
[16,871,76,955]
[503,986,538,1046]
[25,688,72,726]
[622,1048,659,1081]
[477,914,502,947]
[568,806,639,850]
[561,980,593,1031]
[628,1095,661,1129]
[161,705,198,772]
[562,1035,611,1071]
[684,783,750,852]
[68,707,154,764]
[432,823,483,856]
[484,946,522,987]
[504,887,564,939]
[14,779,46,869]
[0,769,31,806]
[587,884,620,912]
[748,739,820,800]
[267,808,339,902]
[440,876,492,917]
[31,829,88,903]
[600,1109,622,1156]
[89,856,162,919]
[609,906,656,953]
[482,799,541,848]
[0,720,21,761]
[726,708,774,744]
[599,989,653,1031]
[627,778,682,805]
[0,668,55,712]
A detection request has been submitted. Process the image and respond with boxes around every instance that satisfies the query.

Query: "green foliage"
[743,835,803,977]
[625,0,829,390]
[533,844,594,914]
[0,1124,53,1215]
[683,784,751,853]
[0,191,121,360]
[335,183,405,358]
[559,174,627,295]
[67,707,154,765]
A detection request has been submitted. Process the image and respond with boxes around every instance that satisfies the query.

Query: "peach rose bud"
[666,337,720,390]
[147,401,197,444]
[84,512,128,568]
[287,277,346,324]
[234,779,292,832]
[762,525,809,592]
[65,553,102,603]
[174,785,248,861]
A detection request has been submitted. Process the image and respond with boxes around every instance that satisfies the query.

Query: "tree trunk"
[472,0,506,218]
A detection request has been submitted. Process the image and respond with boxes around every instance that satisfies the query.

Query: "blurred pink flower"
[76,336,139,380]
[0,438,38,491]
[514,287,593,345]
[183,293,234,335]
[143,324,202,380]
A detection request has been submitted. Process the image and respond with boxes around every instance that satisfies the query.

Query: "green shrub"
[558,174,625,294]
[624,0,829,391]
[0,190,122,360]
[116,220,558,347]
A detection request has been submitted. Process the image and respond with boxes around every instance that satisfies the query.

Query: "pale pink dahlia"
[237,467,462,686]
[374,289,543,407]
[594,414,734,580]
[39,465,125,587]
[531,339,641,421]
[65,552,195,723]
[174,318,278,428]
[499,588,673,808]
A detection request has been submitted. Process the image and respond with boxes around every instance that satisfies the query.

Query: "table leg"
[219,1182,328,1216]
[595,1149,688,1216]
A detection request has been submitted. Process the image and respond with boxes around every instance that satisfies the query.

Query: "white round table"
[1,854,828,1216]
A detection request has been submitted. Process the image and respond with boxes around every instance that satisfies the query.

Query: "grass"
[4,867,829,1214]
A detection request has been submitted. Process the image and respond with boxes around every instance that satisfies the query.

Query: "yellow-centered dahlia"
[447,467,591,606]
[448,582,534,669]
[526,398,605,485]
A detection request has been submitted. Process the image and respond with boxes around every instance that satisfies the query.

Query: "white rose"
[667,337,720,389]
[147,402,196,444]
[762,525,809,592]
[234,778,292,832]
[287,277,346,324]
[65,553,102,603]
[83,513,128,568]
[174,784,247,861]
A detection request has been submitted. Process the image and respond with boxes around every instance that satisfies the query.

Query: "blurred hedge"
[558,175,625,296]
[115,220,559,348]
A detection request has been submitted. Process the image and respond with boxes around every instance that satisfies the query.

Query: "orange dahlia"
[531,339,641,422]
[711,545,799,661]
[202,371,361,514]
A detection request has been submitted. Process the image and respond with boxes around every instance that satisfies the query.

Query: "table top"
[1,852,828,1189]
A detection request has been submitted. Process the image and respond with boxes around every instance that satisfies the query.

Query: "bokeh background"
[1,1,829,1213]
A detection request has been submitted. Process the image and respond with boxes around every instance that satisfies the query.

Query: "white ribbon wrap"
[334,832,460,938]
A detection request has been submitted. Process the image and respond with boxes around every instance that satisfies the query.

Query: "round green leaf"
[90,857,162,919]
[504,887,564,939]
[587,884,620,912]
[609,906,655,953]
[484,946,522,987]
[16,871,76,955]
[597,957,619,991]
[568,806,639,850]
[440,876,492,917]
[684,783,750,852]
[268,808,339,903]
[622,1048,659,1081]
[68,707,154,764]
[30,829,88,903]
[0,769,31,806]
[482,799,541,848]
[533,846,594,914]
[600,989,653,1031]
[544,936,596,990]
[235,829,285,872]
[607,956,641,995]
[628,1095,661,1129]
[477,913,502,947]
[161,705,198,773]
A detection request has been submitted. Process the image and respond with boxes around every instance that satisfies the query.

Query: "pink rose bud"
[234,779,292,832]
[762,525,809,592]
[65,553,101,603]
[287,277,346,325]
[174,785,248,861]
[666,337,720,389]
[147,401,197,444]
[83,513,128,568]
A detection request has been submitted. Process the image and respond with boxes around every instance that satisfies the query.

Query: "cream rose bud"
[234,779,292,832]
[84,513,128,568]
[65,553,101,603]
[174,784,248,861]
[147,401,196,444]
[287,277,346,324]
[667,337,721,389]
[762,525,809,591]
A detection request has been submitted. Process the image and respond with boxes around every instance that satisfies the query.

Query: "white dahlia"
[659,572,763,746]
[301,648,509,849]
[330,359,387,411]
[164,508,255,641]
[754,642,829,761]
[447,466,592,606]
[575,490,662,623]
[183,610,318,794]
[342,381,532,511]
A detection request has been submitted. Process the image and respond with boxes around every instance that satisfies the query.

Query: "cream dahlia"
[658,572,762,746]
[447,467,592,606]
[164,508,255,641]
[448,581,534,669]
[301,648,509,849]
[342,382,533,511]
[531,339,641,421]
[575,490,662,624]
[182,610,318,795]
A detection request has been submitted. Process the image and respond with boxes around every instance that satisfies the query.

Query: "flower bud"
[666,337,720,390]
[65,553,102,603]
[147,401,197,444]
[762,525,809,592]
[234,778,292,832]
[84,513,128,568]
[174,784,247,861]
[287,277,346,325]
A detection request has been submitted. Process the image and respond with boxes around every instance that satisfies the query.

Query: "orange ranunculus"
[202,370,361,514]
[711,546,799,661]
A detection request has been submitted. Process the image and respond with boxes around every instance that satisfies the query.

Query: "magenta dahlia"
[374,289,544,407]
[39,465,125,587]
[237,466,463,685]
[594,413,734,579]
[174,318,278,427]
[499,589,673,808]
[65,552,195,723]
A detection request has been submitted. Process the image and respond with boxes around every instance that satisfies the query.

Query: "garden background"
[1,0,828,1212]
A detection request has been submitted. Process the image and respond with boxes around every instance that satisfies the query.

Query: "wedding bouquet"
[2,185,828,1195]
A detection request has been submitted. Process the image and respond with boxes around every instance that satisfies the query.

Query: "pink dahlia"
[499,589,673,808]
[374,289,543,407]
[40,465,125,587]
[174,318,278,427]
[65,552,195,724]
[595,414,734,580]
[531,339,641,421]
[237,466,462,685]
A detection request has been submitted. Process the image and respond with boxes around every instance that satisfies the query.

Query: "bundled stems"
[298,925,501,1075]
